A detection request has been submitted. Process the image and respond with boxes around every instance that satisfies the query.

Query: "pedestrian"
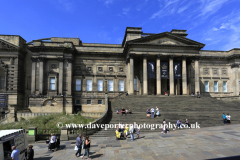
[151,108,155,118]
[75,134,83,157]
[27,145,34,160]
[129,124,134,141]
[81,135,91,160]
[223,113,226,124]
[49,133,56,151]
[137,124,140,139]
[11,146,19,160]
[226,113,231,124]
[122,107,126,116]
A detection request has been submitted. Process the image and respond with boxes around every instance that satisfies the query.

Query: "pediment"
[127,32,205,48]
[0,38,19,50]
[144,37,186,45]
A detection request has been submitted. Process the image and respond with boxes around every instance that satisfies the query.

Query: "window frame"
[50,77,56,90]
[119,79,124,91]
[97,79,103,91]
[214,81,218,92]
[204,81,209,92]
[98,100,102,104]
[87,79,92,91]
[223,81,227,92]
[87,100,91,104]
[76,79,81,91]
[108,79,114,91]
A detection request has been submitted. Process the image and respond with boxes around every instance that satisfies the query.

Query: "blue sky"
[1,0,240,51]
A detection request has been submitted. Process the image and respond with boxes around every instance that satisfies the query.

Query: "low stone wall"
[82,104,105,113]
[81,112,102,118]
[16,113,55,121]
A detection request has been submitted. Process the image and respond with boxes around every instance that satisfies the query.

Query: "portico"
[126,54,200,95]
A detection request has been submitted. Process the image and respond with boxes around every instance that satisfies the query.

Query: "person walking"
[226,113,231,124]
[151,108,155,118]
[27,145,34,160]
[11,146,19,160]
[223,113,226,124]
[75,134,83,157]
[81,135,91,160]
[137,124,140,139]
[129,124,134,141]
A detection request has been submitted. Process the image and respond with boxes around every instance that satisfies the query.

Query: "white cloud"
[105,0,113,5]
[56,0,75,11]
[123,8,130,15]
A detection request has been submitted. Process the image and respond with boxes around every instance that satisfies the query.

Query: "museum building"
[0,27,239,122]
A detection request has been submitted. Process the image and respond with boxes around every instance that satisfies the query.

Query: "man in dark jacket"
[27,145,34,160]
[75,134,83,157]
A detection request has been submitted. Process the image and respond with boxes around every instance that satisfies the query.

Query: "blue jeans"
[223,119,226,124]
[151,112,154,118]
[130,133,134,140]
[75,147,82,156]
[83,148,89,157]
[177,124,183,128]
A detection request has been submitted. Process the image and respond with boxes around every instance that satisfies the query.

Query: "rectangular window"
[87,100,91,104]
[98,80,103,91]
[108,80,113,91]
[204,81,209,92]
[134,78,137,91]
[214,81,218,92]
[223,81,227,92]
[76,100,80,105]
[98,100,102,104]
[50,77,55,90]
[76,79,81,91]
[0,76,4,89]
[119,80,124,91]
[87,79,92,91]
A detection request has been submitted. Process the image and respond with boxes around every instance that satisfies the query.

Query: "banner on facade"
[174,62,181,79]
[0,94,7,108]
[148,62,155,78]
[161,62,168,79]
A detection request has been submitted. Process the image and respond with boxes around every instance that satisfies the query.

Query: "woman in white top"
[226,113,231,124]
[49,133,56,151]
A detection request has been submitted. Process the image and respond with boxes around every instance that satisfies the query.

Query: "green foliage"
[0,113,94,132]
[20,117,25,121]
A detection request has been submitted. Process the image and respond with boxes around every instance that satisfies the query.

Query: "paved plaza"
[31,124,240,160]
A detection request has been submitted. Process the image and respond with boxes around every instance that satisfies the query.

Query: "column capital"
[194,56,200,61]
[142,54,149,59]
[38,57,45,62]
[129,53,135,58]
[155,54,162,59]
[169,55,175,60]
[66,58,73,63]
[182,55,188,60]
[231,63,239,68]
[58,57,64,62]
[31,57,37,62]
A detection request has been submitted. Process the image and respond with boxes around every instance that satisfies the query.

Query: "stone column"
[231,63,239,96]
[169,56,174,95]
[67,58,72,96]
[156,54,161,95]
[195,57,200,94]
[143,54,148,95]
[31,58,37,94]
[58,58,63,95]
[38,57,44,94]
[182,56,187,95]
[129,54,134,95]
[126,59,130,92]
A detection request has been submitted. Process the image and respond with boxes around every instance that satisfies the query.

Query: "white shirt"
[137,126,140,131]
[226,115,231,120]
[129,126,134,133]
[120,124,124,129]
[50,136,56,143]
[151,108,154,112]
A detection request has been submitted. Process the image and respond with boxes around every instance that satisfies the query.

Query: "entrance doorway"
[161,79,169,95]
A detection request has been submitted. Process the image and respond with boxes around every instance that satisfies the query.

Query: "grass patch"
[0,113,94,134]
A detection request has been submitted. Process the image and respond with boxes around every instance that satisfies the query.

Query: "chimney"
[170,29,188,38]
[122,27,142,46]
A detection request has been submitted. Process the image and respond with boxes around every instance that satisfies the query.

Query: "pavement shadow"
[207,156,240,160]
[34,157,52,160]
[90,154,104,159]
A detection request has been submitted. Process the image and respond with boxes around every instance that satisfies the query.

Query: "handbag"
[74,145,78,150]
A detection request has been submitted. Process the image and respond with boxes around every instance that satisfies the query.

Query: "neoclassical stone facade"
[0,27,239,122]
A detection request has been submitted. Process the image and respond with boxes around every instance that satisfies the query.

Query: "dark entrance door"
[147,61,156,95]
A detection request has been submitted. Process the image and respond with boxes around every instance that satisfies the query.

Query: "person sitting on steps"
[128,109,132,114]
[155,106,160,117]
[116,110,119,114]
[191,92,194,96]
[126,109,129,114]
[185,119,191,128]
[165,91,168,96]
[197,91,200,98]
[177,119,184,128]
[122,107,126,116]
